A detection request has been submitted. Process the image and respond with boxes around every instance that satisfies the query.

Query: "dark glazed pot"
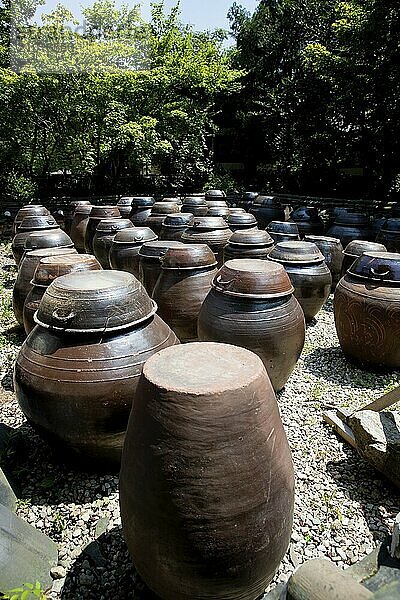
[146,202,180,236]
[205,189,226,200]
[84,206,121,254]
[304,235,344,290]
[376,218,400,253]
[206,200,228,209]
[181,216,232,266]
[139,240,184,295]
[207,206,230,218]
[14,271,179,469]
[120,342,294,600]
[181,197,208,216]
[13,205,50,236]
[223,229,274,262]
[152,245,217,342]
[159,213,193,241]
[109,227,158,277]
[93,219,133,269]
[249,196,289,229]
[12,216,59,265]
[23,254,102,334]
[24,229,74,253]
[267,221,300,243]
[70,204,93,252]
[327,212,372,246]
[162,197,182,205]
[341,240,387,276]
[236,191,258,210]
[291,207,324,237]
[130,197,155,226]
[64,200,91,234]
[227,212,257,232]
[117,197,134,218]
[12,247,77,326]
[334,252,400,369]
[198,259,305,391]
[269,241,332,321]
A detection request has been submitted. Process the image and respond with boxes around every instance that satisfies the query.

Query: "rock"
[349,411,400,488]
[0,467,16,512]
[50,565,66,580]
[83,540,107,567]
[95,516,110,538]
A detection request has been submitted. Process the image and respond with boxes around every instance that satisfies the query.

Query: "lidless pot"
[92,218,133,269]
[109,227,158,277]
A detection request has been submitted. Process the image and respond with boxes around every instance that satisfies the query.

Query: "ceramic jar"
[129,197,155,226]
[146,202,180,236]
[181,217,232,266]
[198,259,305,391]
[269,241,332,321]
[304,235,344,291]
[227,213,257,232]
[70,204,93,252]
[92,219,133,269]
[237,191,258,210]
[341,240,387,276]
[24,229,74,253]
[13,205,50,236]
[267,221,300,243]
[109,227,158,277]
[181,197,208,216]
[12,216,59,265]
[334,252,400,369]
[376,218,400,253]
[327,212,372,246]
[159,213,193,241]
[120,342,294,600]
[205,189,226,200]
[223,229,274,262]
[291,207,324,237]
[139,240,184,295]
[206,200,228,209]
[64,200,91,234]
[14,271,178,469]
[84,206,121,254]
[249,196,289,229]
[23,254,102,334]
[117,197,134,218]
[152,245,217,342]
[207,206,230,219]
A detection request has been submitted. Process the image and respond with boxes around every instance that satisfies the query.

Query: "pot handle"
[215,275,234,287]
[52,309,76,324]
[370,267,390,278]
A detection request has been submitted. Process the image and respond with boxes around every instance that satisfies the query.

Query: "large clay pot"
[269,241,332,321]
[334,252,400,369]
[159,213,193,241]
[109,227,158,277]
[227,212,257,232]
[70,204,93,252]
[376,218,400,253]
[162,197,182,206]
[327,206,349,229]
[84,206,121,254]
[205,189,226,200]
[153,245,217,342]
[12,247,77,326]
[120,342,294,600]
[198,259,305,391]
[139,240,184,295]
[12,216,59,265]
[207,206,230,219]
[146,202,180,236]
[14,271,179,469]
[181,197,208,217]
[267,221,300,243]
[24,229,74,253]
[181,216,232,266]
[341,240,387,276]
[249,196,289,229]
[129,197,155,226]
[117,197,134,218]
[64,200,91,234]
[92,218,133,269]
[327,212,372,246]
[291,206,324,237]
[304,235,344,291]
[23,254,102,334]
[13,205,50,236]
[223,229,274,262]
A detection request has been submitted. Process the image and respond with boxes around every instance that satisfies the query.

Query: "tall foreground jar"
[120,342,294,600]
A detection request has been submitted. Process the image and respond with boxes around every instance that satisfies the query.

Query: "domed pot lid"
[182,197,207,207]
[161,244,216,269]
[89,205,121,218]
[269,241,325,264]
[207,207,230,217]
[32,254,102,287]
[348,252,400,284]
[205,189,225,198]
[228,208,246,215]
[35,270,156,333]
[162,213,194,227]
[228,213,257,227]
[113,227,157,245]
[74,204,93,215]
[188,216,229,231]
[18,215,58,231]
[16,205,50,219]
[131,197,155,207]
[228,229,274,247]
[380,218,400,232]
[95,218,133,232]
[162,197,182,204]
[267,221,299,235]
[335,212,369,225]
[139,240,183,259]
[150,202,180,215]
[253,195,278,206]
[118,197,134,206]
[343,240,387,258]
[206,200,228,208]
[25,230,74,250]
[212,259,294,298]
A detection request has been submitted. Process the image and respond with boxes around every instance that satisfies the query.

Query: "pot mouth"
[113,227,158,244]
[268,241,324,264]
[161,244,217,269]
[343,240,387,258]
[347,251,400,284]
[212,259,294,298]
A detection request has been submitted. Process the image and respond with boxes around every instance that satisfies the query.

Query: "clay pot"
[198,259,305,391]
[223,229,274,262]
[376,218,400,253]
[181,197,208,216]
[139,240,184,295]
[162,197,182,205]
[84,206,121,254]
[159,213,193,241]
[269,241,332,321]
[130,197,155,226]
[93,219,133,269]
[249,196,289,229]
[12,247,77,326]
[117,197,135,218]
[64,200,91,234]
[206,200,228,209]
[109,227,158,277]
[304,235,344,291]
[237,191,258,210]
[13,205,50,236]
[24,229,74,253]
[291,207,324,237]
[70,204,93,252]
[120,342,294,600]
[14,271,179,469]
[207,206,230,219]
[227,212,257,232]
[327,212,372,246]
[146,202,180,236]
[152,245,217,342]
[371,215,387,239]
[205,189,226,200]
[12,216,59,265]
[181,216,232,266]
[267,221,300,243]
[23,254,102,334]
[341,240,387,276]
[228,208,246,215]
[334,252,400,369]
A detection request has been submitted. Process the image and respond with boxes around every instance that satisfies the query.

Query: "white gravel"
[1,239,399,599]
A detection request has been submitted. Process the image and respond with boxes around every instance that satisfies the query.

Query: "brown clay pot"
[12,216,59,265]
[181,217,232,267]
[341,240,387,276]
[152,245,217,342]
[14,271,179,470]
[334,252,400,369]
[304,235,344,291]
[223,229,274,262]
[120,342,294,600]
[146,202,180,236]
[181,197,208,216]
[269,241,332,322]
[291,207,324,237]
[70,204,93,252]
[13,205,50,236]
[267,221,300,243]
[227,212,257,232]
[249,196,289,229]
[159,213,193,241]
[129,197,155,226]
[198,259,305,391]
[12,247,77,326]
[64,200,91,234]
[23,254,102,334]
[376,218,400,253]
[92,219,133,269]
[84,206,121,254]
[24,229,74,253]
[139,240,183,296]
[109,227,158,277]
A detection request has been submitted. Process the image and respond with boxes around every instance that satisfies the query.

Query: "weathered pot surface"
[181,197,208,216]
[159,213,194,241]
[70,204,93,252]
[24,229,74,252]
[64,200,91,234]
[267,220,300,243]
[223,229,274,262]
[327,212,372,246]
[12,216,59,265]
[181,216,232,266]
[227,212,257,231]
[13,205,50,236]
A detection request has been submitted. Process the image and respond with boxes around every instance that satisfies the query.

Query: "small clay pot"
[223,229,274,262]
[146,202,180,236]
[109,227,158,277]
[291,207,324,237]
[13,205,50,236]
[12,216,59,265]
[159,213,194,241]
[139,240,184,295]
[376,218,400,253]
[64,200,91,234]
[84,206,121,254]
[267,221,300,243]
[181,197,208,217]
[227,212,257,232]
[130,197,155,226]
[92,219,133,269]
[181,217,232,266]
[304,235,344,290]
[24,229,74,253]
[70,204,93,252]
[341,240,387,276]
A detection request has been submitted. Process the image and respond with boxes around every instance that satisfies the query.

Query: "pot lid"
[269,241,325,264]
[131,197,155,207]
[292,206,320,222]
[267,221,299,235]
[162,213,194,227]
[343,240,387,257]
[162,197,182,204]
[212,259,294,298]
[22,247,77,266]
[16,205,50,219]
[182,197,207,206]
[253,195,279,206]
[113,227,157,245]
[228,229,274,247]
[205,189,225,198]
[161,244,216,269]
[348,252,400,284]
[139,240,183,259]
[228,208,246,215]
[188,216,229,231]
[32,254,102,287]
[206,200,228,208]
[305,235,341,246]
[18,215,58,231]
[89,205,121,218]
[74,204,93,215]
[380,218,400,232]
[35,270,156,333]
[151,202,180,215]
[95,218,133,232]
[207,207,230,217]
[118,197,134,206]
[228,213,257,227]
[25,230,74,250]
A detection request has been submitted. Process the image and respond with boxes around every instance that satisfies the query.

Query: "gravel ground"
[1,238,400,599]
